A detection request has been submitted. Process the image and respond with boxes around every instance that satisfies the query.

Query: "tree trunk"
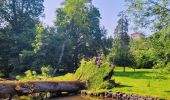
[0,80,86,98]
[53,42,66,75]
[74,44,79,71]
[103,68,114,81]
[134,68,136,72]
[123,66,125,72]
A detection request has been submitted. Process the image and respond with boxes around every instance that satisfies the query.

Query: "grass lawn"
[15,66,170,99]
[111,67,170,99]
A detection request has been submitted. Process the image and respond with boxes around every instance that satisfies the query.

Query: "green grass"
[15,65,170,99]
[52,73,76,81]
[111,67,170,99]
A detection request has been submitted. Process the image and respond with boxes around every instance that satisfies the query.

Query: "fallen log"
[0,81,18,98]
[0,78,7,81]
[0,80,86,98]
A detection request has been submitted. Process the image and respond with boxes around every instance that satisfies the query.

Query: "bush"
[74,58,115,89]
[16,70,38,80]
[41,66,53,78]
[16,66,53,81]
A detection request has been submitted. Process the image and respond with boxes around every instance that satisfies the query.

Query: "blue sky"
[42,0,138,36]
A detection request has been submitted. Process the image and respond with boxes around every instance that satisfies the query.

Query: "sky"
[41,0,135,36]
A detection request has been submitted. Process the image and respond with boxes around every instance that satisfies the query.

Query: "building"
[130,32,145,39]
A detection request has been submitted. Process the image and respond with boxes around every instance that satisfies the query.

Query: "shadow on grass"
[117,84,133,88]
[113,71,168,80]
[164,91,170,93]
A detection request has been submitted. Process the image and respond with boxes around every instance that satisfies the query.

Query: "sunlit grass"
[52,73,76,81]
[15,66,170,99]
[111,67,170,99]
[17,73,76,82]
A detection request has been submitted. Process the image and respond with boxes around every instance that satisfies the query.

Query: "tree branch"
[148,0,170,12]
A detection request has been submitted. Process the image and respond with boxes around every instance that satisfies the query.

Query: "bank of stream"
[18,91,160,100]
[20,94,114,100]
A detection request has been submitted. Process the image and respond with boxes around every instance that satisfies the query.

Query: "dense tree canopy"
[55,0,107,69]
[130,25,170,71]
[130,39,155,68]
[5,0,112,75]
[149,25,170,70]
[0,0,170,78]
[0,0,44,76]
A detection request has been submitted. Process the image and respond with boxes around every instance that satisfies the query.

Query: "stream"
[51,95,89,100]
[50,95,114,100]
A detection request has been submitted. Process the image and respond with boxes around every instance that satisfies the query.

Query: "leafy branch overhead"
[125,0,170,30]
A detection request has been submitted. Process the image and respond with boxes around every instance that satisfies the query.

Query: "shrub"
[16,70,38,80]
[16,66,53,81]
[41,66,53,78]
[74,58,115,89]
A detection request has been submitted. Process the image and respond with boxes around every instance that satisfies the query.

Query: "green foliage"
[0,0,111,75]
[109,13,133,71]
[55,0,107,69]
[16,66,53,80]
[74,59,96,80]
[16,70,38,80]
[0,27,12,77]
[130,25,170,72]
[19,50,34,68]
[0,0,44,76]
[125,0,170,30]
[130,39,155,68]
[149,26,170,69]
[74,59,115,89]
[41,66,53,78]
[32,24,46,53]
[98,81,115,89]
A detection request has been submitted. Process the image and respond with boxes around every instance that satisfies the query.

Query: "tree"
[32,25,73,72]
[109,11,133,72]
[129,24,170,72]
[0,27,13,77]
[149,25,170,71]
[125,0,170,30]
[130,39,155,69]
[0,0,44,75]
[55,0,106,70]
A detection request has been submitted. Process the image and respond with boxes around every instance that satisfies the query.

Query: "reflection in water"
[18,95,115,100]
[50,95,114,100]
[53,95,90,100]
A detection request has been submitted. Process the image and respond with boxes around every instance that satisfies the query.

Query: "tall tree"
[109,11,133,72]
[0,0,44,75]
[125,0,170,30]
[55,0,106,70]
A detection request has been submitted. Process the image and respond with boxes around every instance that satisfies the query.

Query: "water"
[18,94,115,100]
[50,95,114,100]
[51,95,90,100]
